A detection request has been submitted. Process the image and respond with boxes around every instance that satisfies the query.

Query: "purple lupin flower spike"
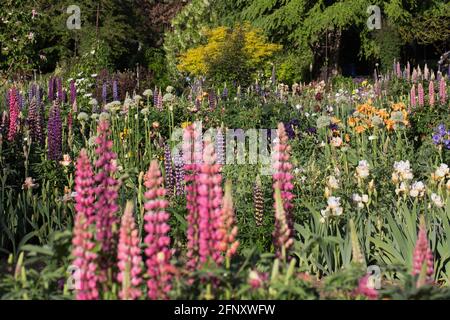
[153,86,158,107]
[164,143,174,197]
[174,150,185,196]
[47,100,62,161]
[222,86,228,100]
[208,90,216,110]
[28,98,44,146]
[28,84,34,103]
[18,92,24,110]
[102,82,107,105]
[112,80,118,101]
[70,80,76,106]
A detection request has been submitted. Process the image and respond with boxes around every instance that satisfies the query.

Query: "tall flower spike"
[410,84,416,108]
[47,99,62,161]
[273,187,293,258]
[173,150,185,196]
[28,98,44,146]
[429,80,435,107]
[216,126,225,165]
[94,120,119,268]
[412,216,434,288]
[72,208,99,300]
[418,83,424,107]
[396,62,402,78]
[197,136,224,265]
[7,87,19,142]
[74,150,96,224]
[70,80,76,106]
[72,149,98,300]
[217,180,239,259]
[184,124,202,270]
[117,201,143,300]
[112,80,118,101]
[164,143,174,197]
[253,175,264,227]
[272,122,295,237]
[144,160,174,300]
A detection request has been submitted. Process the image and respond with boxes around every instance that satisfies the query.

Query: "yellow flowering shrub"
[177,23,281,83]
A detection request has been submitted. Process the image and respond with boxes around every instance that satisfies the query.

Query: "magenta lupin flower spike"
[72,150,98,300]
[117,202,142,300]
[74,149,96,224]
[144,160,175,300]
[94,120,119,269]
[7,87,19,142]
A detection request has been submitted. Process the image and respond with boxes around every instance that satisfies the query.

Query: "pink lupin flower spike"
[410,84,416,108]
[183,123,203,270]
[412,216,434,288]
[72,210,99,300]
[197,136,224,266]
[272,123,295,238]
[217,181,239,260]
[117,202,143,300]
[144,160,175,300]
[418,83,424,107]
[74,149,95,224]
[429,80,435,107]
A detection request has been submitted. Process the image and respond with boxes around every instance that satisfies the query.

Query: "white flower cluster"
[409,181,426,198]
[320,196,343,222]
[430,193,444,208]
[392,160,414,183]
[432,163,449,181]
[326,175,339,190]
[355,160,370,179]
[352,193,369,208]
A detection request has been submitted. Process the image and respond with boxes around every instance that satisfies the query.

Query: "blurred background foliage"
[0,0,449,86]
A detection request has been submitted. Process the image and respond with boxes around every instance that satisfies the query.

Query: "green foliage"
[373,21,402,72]
[0,1,41,77]
[144,48,171,89]
[164,0,217,81]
